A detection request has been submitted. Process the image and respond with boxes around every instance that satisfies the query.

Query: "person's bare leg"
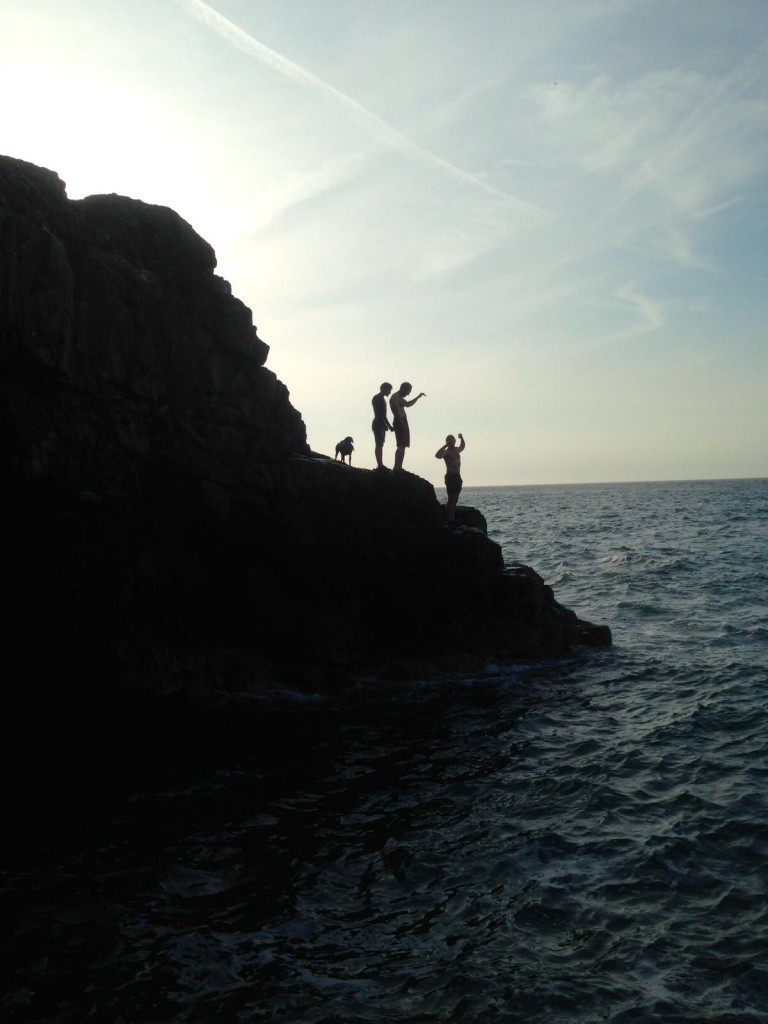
[375,442,384,468]
[394,446,404,471]
[446,493,458,521]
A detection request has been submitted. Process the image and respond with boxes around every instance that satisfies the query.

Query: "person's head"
[380,382,392,395]
[446,434,456,446]
[399,382,412,396]
[345,436,354,444]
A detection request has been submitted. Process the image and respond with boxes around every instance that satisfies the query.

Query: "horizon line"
[461,475,766,488]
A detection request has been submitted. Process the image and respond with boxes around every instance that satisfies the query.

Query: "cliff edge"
[1,155,610,714]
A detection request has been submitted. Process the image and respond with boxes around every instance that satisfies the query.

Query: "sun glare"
[0,66,208,211]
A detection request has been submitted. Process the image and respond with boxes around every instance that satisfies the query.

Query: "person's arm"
[435,443,448,459]
[404,392,426,408]
[457,433,465,452]
[373,396,390,428]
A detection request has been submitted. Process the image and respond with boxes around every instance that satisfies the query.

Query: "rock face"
[1,155,611,717]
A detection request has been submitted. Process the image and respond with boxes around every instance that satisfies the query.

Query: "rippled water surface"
[3,479,767,1023]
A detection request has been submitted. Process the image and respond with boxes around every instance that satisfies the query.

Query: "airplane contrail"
[171,0,549,219]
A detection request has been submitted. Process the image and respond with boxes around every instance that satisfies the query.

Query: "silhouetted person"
[435,433,465,522]
[389,382,426,472]
[371,382,394,469]
[335,436,354,464]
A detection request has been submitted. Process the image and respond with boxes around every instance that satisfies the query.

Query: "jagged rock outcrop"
[1,155,610,718]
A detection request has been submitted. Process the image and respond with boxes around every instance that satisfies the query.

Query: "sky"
[2,0,767,485]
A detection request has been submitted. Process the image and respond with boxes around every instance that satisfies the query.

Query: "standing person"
[389,382,426,472]
[435,433,465,522]
[371,382,394,469]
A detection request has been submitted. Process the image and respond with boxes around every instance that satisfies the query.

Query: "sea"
[2,478,767,1024]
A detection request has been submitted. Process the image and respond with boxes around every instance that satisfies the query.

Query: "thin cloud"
[572,282,666,353]
[251,153,369,232]
[607,283,665,344]
[171,0,550,221]
[605,41,768,220]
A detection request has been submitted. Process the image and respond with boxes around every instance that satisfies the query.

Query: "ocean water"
[3,478,767,1023]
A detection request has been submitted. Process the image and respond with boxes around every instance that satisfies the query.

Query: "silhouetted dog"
[334,436,354,464]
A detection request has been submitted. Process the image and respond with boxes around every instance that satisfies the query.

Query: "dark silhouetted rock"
[1,155,610,815]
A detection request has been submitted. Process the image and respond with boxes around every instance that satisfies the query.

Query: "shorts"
[372,420,387,446]
[445,472,463,496]
[393,418,410,448]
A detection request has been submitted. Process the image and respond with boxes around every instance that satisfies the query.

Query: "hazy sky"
[2,0,767,484]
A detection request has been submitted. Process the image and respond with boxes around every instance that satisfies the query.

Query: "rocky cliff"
[1,155,610,729]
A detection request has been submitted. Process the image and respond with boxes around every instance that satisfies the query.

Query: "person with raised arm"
[389,382,426,472]
[435,433,465,522]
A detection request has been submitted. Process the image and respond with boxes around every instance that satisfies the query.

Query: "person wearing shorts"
[435,433,466,522]
[389,382,426,472]
[371,382,393,469]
